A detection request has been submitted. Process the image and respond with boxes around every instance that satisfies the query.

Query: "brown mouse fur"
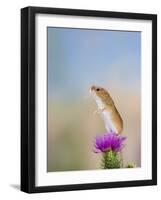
[90,85,123,134]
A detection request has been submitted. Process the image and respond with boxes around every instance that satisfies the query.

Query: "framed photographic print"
[21,6,157,193]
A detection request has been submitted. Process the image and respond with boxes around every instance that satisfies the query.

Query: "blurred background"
[47,27,141,172]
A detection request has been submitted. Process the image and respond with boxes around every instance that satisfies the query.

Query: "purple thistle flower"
[94,131,126,153]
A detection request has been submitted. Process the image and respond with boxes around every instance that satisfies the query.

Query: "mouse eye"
[96,88,100,91]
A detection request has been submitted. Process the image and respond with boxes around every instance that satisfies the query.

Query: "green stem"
[101,150,121,169]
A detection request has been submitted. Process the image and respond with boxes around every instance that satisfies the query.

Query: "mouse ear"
[107,96,114,106]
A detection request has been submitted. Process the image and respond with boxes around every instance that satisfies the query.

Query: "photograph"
[21,6,157,193]
[47,27,141,172]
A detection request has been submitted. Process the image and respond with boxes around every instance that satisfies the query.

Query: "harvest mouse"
[90,85,123,134]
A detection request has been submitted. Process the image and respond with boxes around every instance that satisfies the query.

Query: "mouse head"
[90,85,114,107]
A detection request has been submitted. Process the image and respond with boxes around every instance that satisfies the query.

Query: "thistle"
[94,131,126,169]
[126,163,136,168]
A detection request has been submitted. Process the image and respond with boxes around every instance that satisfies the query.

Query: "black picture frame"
[21,6,157,193]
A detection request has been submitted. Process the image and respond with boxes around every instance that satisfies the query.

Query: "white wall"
[0,0,160,199]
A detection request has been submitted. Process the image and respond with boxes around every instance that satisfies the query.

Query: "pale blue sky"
[48,27,141,99]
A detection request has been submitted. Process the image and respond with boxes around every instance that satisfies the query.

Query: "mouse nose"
[90,85,96,91]
[89,85,96,94]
